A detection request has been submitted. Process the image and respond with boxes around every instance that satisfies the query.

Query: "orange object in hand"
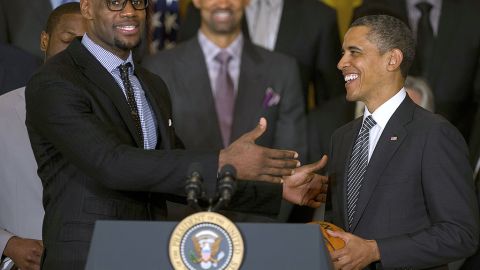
[309,221,346,252]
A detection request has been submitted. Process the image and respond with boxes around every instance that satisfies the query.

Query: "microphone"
[185,162,204,211]
[215,164,237,209]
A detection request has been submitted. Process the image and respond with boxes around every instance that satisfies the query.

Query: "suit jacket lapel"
[69,39,144,147]
[231,41,264,141]
[338,118,362,230]
[428,0,460,88]
[350,97,414,231]
[178,38,224,148]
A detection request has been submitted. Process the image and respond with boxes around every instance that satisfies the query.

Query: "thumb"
[326,229,349,242]
[299,155,328,173]
[242,117,267,142]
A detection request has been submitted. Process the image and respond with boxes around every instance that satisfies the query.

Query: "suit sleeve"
[376,121,480,268]
[26,72,219,197]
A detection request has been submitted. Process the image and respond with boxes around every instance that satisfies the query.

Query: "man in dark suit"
[327,15,478,269]
[25,0,328,268]
[354,0,480,140]
[176,0,343,108]
[143,0,307,222]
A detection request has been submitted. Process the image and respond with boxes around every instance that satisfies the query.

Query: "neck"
[364,79,404,113]
[200,27,241,48]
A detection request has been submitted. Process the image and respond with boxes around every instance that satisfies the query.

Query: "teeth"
[344,74,359,82]
[118,25,136,30]
[213,10,231,19]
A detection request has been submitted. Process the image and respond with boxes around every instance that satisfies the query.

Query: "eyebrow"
[347,45,362,51]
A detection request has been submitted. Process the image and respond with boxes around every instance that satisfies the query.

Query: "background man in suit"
[173,0,343,108]
[143,0,307,222]
[25,0,328,268]
[0,3,86,270]
[0,0,79,60]
[353,0,480,141]
[327,15,478,269]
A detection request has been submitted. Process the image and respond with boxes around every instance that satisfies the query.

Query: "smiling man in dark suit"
[143,0,307,222]
[177,0,343,108]
[354,0,480,141]
[25,0,328,269]
[327,15,478,269]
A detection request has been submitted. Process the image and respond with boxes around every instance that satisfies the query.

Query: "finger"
[262,166,296,177]
[263,147,299,160]
[305,200,322,208]
[264,158,300,170]
[315,194,327,203]
[297,155,328,174]
[256,175,284,184]
[241,117,267,142]
[327,229,350,243]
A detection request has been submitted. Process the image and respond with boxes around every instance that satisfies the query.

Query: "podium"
[86,220,333,270]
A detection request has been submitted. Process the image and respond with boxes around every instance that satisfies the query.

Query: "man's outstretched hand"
[219,118,300,184]
[282,155,329,207]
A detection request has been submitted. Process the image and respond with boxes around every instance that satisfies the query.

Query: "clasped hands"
[219,117,328,207]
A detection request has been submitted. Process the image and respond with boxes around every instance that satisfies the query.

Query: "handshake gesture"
[219,118,328,207]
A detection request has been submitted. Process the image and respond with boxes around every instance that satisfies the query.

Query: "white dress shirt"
[246,0,283,51]
[363,89,407,161]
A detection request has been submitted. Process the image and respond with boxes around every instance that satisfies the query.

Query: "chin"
[115,38,141,51]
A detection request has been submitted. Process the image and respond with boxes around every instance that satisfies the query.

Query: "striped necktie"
[346,115,376,229]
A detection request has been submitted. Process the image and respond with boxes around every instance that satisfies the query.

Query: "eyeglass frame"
[105,0,149,11]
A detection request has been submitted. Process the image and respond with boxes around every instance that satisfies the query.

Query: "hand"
[3,236,43,270]
[327,230,380,270]
[282,155,328,207]
[219,118,300,183]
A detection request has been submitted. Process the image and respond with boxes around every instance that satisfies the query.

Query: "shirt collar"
[81,33,135,74]
[364,88,407,130]
[249,0,284,8]
[407,0,442,10]
[197,31,244,64]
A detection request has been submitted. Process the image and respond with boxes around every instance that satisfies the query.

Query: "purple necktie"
[214,51,235,147]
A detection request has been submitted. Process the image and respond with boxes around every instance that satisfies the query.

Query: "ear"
[80,0,93,20]
[386,48,403,72]
[40,31,49,53]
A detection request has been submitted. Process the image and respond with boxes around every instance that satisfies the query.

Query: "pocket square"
[262,87,281,109]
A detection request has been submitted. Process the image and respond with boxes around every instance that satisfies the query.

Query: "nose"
[120,0,136,17]
[337,53,349,71]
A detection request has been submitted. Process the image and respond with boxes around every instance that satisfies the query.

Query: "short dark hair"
[45,2,81,34]
[351,15,415,77]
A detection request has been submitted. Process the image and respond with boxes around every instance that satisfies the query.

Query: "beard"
[114,36,142,51]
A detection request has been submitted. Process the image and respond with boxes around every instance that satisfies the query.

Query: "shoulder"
[142,38,196,74]
[248,43,298,71]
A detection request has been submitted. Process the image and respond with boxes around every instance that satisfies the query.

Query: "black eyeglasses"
[106,0,149,11]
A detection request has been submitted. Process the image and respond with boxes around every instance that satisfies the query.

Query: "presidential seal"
[169,212,244,270]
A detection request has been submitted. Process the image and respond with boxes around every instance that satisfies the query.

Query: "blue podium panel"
[86,220,333,270]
